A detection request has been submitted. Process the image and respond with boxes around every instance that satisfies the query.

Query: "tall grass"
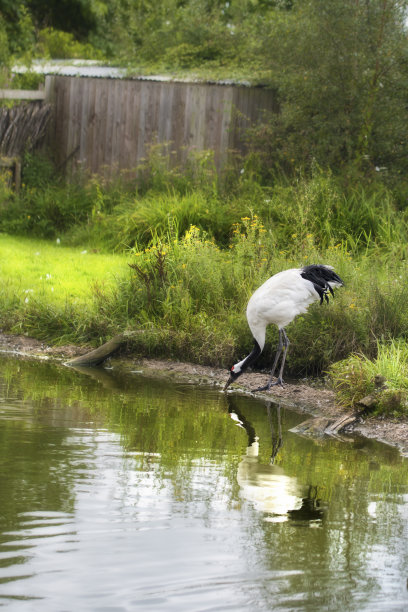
[329,340,408,416]
[2,149,407,257]
[66,219,408,371]
[66,190,243,250]
[1,150,408,389]
[62,168,408,256]
[2,218,408,377]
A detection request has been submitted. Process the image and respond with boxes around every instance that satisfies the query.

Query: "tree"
[250,0,408,177]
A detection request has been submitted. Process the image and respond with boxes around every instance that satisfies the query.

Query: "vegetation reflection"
[1,355,407,517]
[0,355,407,609]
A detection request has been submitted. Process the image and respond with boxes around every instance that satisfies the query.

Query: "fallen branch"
[65,330,151,368]
[65,334,128,367]
[290,412,359,439]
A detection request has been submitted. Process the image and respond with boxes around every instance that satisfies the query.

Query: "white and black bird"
[224,264,344,391]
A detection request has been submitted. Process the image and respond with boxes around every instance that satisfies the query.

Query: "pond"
[0,354,407,611]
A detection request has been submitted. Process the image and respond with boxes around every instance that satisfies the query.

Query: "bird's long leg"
[274,329,290,386]
[252,329,283,392]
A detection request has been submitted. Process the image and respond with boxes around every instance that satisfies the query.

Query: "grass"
[1,152,408,417]
[0,223,347,363]
[0,234,128,343]
[4,150,408,257]
[329,340,408,416]
[2,218,408,376]
[0,234,126,306]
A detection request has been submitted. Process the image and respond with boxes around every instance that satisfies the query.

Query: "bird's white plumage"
[223,263,344,391]
[237,440,304,516]
[246,268,319,349]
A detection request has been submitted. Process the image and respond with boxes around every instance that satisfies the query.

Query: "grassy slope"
[1,231,408,414]
[0,234,127,307]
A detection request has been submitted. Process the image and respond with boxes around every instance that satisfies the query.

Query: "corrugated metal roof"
[12,60,252,87]
[14,60,128,79]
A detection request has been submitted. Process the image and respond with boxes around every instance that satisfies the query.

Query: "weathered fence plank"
[95,79,108,173]
[45,75,277,177]
[87,78,97,173]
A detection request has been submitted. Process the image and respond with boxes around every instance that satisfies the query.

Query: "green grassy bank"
[1,154,408,416]
[0,235,127,343]
[1,229,408,417]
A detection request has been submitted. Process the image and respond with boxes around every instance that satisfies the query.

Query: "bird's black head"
[223,362,244,390]
[223,341,262,391]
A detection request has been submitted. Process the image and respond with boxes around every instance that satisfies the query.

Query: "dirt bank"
[0,332,407,457]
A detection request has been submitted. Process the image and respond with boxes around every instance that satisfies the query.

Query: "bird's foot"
[252,385,270,392]
[252,378,284,392]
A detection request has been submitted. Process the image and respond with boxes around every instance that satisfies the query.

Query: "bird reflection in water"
[228,400,325,523]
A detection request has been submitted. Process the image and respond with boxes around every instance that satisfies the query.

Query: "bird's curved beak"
[223,375,234,391]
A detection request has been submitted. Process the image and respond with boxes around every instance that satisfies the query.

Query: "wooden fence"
[0,88,51,190]
[44,75,277,177]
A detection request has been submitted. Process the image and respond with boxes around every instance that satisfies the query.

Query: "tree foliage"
[249,0,408,176]
[1,0,408,178]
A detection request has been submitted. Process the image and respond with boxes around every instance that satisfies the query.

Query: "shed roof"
[12,60,252,87]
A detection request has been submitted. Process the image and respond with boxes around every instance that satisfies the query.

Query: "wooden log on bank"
[65,333,128,367]
[290,412,359,439]
[65,330,151,368]
[324,413,359,434]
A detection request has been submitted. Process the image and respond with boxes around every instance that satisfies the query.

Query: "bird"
[223,264,344,391]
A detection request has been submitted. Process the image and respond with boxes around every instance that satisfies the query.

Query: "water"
[0,355,407,611]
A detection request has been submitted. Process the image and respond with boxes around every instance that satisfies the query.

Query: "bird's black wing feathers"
[300,264,344,305]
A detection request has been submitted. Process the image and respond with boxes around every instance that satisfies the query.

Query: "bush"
[329,340,408,416]
[4,149,406,256]
[36,28,101,60]
[0,154,95,238]
[3,150,408,386]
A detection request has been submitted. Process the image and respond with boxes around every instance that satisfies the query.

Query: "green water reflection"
[0,354,407,611]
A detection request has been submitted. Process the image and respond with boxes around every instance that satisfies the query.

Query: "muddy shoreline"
[0,332,407,457]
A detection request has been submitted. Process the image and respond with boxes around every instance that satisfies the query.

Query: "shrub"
[329,339,408,416]
[36,28,101,59]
